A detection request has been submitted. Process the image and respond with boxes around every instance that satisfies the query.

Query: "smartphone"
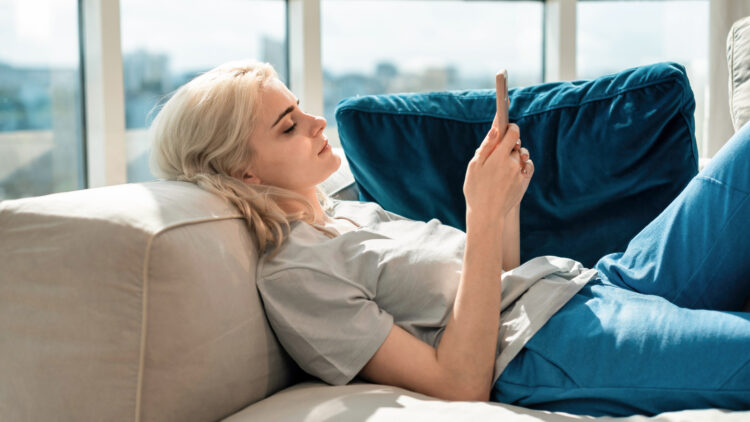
[494,69,509,137]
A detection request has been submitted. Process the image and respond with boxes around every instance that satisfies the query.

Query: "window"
[577,0,709,155]
[321,0,544,144]
[0,0,85,200]
[120,0,287,182]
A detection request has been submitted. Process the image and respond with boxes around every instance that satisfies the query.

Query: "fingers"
[498,123,521,155]
[476,123,527,169]
[474,126,501,165]
[509,148,521,163]
[522,158,534,177]
[513,146,533,177]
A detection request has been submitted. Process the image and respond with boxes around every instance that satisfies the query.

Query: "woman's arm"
[359,125,530,401]
[501,204,520,271]
[359,216,505,401]
[436,213,505,398]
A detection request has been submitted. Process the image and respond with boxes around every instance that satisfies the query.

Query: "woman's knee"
[698,126,750,192]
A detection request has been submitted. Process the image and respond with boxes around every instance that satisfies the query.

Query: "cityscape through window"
[0,1,712,198]
[0,0,84,200]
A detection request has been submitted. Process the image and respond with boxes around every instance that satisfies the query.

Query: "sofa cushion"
[224,381,750,421]
[0,181,300,421]
[727,15,750,131]
[336,62,698,267]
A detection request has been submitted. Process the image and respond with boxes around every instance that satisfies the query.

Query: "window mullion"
[288,0,324,118]
[82,0,126,187]
[544,0,577,82]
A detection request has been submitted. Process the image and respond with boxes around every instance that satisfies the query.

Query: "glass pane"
[322,0,544,146]
[121,0,287,182]
[0,0,85,200]
[578,0,709,156]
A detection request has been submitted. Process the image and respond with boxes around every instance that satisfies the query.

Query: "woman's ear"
[242,171,262,185]
[234,168,262,185]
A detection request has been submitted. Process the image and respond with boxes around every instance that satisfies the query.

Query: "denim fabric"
[336,62,698,268]
[492,123,750,416]
[493,278,750,416]
[595,121,750,311]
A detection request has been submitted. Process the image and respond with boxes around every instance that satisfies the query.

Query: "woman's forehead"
[263,79,295,104]
[260,80,295,119]
[252,79,296,141]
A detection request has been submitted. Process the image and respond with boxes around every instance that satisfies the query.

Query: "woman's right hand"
[463,123,532,223]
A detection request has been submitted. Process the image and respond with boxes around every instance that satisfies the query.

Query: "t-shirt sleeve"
[256,266,394,385]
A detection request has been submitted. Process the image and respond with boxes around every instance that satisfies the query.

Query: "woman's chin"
[322,156,342,181]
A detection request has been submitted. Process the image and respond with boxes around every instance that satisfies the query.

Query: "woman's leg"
[492,280,750,416]
[595,122,750,310]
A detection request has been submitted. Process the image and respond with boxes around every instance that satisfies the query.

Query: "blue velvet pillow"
[335,62,698,268]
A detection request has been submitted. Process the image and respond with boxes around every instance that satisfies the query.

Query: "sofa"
[3,21,750,422]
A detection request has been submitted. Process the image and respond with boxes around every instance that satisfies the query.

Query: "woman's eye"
[283,123,296,134]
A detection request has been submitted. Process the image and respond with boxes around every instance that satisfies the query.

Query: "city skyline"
[1,1,707,75]
[0,0,710,198]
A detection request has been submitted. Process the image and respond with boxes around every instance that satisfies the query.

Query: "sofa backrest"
[336,62,699,267]
[0,181,299,421]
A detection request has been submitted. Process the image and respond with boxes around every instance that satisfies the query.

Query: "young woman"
[149,60,750,417]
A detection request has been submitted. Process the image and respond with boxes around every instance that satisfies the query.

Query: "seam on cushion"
[680,106,699,167]
[674,77,700,167]
[134,214,243,422]
[336,72,688,125]
[337,107,491,124]
[134,232,152,422]
[514,75,689,120]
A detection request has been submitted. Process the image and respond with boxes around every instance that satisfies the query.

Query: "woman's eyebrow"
[271,98,300,128]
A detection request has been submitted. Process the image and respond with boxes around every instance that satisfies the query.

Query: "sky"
[0,0,79,67]
[0,0,707,80]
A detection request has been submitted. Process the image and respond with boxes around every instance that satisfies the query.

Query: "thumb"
[476,126,500,165]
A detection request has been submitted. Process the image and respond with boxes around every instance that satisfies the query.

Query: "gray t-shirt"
[256,199,598,386]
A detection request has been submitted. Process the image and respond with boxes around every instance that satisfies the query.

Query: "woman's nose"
[311,114,326,136]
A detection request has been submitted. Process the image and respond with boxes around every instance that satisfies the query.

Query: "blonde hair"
[149,59,334,257]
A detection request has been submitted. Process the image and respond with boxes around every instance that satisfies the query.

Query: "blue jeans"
[491,122,750,416]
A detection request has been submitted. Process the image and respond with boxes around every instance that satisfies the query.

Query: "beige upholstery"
[4,35,750,418]
[226,382,750,422]
[0,181,300,421]
[2,179,749,422]
[727,15,750,131]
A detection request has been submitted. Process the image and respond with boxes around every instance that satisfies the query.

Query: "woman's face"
[241,78,340,191]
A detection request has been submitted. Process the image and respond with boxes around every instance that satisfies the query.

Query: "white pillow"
[727,15,750,131]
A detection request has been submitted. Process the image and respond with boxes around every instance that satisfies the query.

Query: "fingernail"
[489,127,497,137]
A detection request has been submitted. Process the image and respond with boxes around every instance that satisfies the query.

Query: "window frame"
[78,0,722,187]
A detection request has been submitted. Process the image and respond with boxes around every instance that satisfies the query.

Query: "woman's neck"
[280,188,330,225]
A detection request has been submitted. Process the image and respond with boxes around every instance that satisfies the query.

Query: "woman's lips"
[318,140,329,154]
